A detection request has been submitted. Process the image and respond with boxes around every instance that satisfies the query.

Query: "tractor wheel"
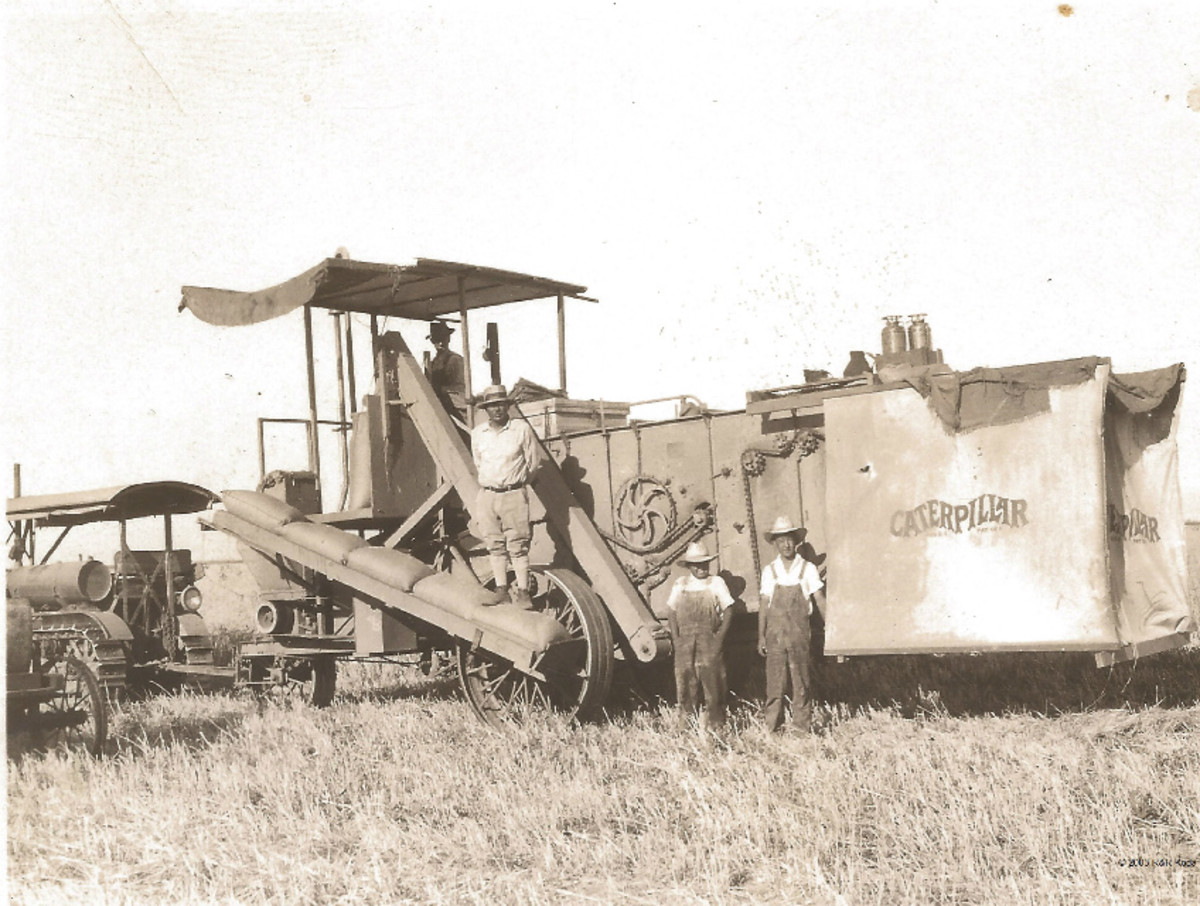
[63,635,128,706]
[39,656,108,757]
[457,568,614,726]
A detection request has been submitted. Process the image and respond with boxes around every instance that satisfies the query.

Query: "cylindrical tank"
[6,560,113,609]
[907,314,932,351]
[881,316,907,355]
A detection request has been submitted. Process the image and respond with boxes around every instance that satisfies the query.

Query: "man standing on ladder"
[472,384,543,608]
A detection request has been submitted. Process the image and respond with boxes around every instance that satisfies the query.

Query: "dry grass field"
[6,530,1200,904]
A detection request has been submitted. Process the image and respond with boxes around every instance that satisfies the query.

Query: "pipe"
[7,560,113,608]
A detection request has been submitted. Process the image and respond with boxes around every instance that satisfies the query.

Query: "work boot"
[482,586,510,607]
[509,585,534,610]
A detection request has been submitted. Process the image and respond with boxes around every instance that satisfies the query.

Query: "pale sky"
[3,1,1199,560]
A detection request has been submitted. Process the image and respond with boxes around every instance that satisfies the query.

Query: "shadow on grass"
[623,644,1200,723]
[4,703,250,762]
[107,709,248,758]
[337,671,463,706]
[810,647,1200,717]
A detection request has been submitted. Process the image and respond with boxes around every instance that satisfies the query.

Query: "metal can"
[907,314,932,351]
[881,316,907,355]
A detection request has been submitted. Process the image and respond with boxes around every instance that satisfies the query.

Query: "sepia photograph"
[4,2,1199,903]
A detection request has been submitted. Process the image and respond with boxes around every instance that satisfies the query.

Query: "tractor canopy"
[7,482,218,527]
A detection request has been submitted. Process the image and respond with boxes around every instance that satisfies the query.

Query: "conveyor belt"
[211,492,575,674]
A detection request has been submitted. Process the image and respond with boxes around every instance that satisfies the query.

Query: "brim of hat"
[764,528,802,539]
[680,555,718,564]
[480,398,511,407]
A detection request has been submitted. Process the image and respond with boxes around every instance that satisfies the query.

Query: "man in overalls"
[666,540,735,730]
[759,516,825,732]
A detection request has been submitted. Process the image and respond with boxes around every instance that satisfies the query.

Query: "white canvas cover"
[1104,365,1195,654]
[824,360,1193,657]
[824,365,1117,654]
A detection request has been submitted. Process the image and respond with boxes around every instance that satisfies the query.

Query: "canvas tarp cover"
[901,357,1103,433]
[823,366,1117,654]
[179,258,589,326]
[1104,364,1194,647]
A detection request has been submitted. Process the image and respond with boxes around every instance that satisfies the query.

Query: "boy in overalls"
[758,516,825,732]
[666,540,735,730]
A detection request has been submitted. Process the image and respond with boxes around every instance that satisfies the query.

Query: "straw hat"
[764,515,803,540]
[678,540,718,565]
[478,384,512,408]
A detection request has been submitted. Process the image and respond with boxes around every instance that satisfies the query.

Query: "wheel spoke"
[456,567,614,726]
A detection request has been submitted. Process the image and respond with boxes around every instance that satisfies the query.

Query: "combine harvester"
[9,255,1192,732]
[164,256,1195,722]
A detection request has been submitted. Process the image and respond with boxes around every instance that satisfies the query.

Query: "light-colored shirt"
[666,574,735,612]
[760,555,823,614]
[472,417,544,489]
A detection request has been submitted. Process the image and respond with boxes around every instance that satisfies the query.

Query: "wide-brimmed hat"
[478,384,512,408]
[427,321,455,342]
[764,516,803,540]
[679,540,718,565]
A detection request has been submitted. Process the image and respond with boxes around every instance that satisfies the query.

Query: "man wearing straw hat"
[472,383,544,608]
[666,539,735,730]
[759,515,825,732]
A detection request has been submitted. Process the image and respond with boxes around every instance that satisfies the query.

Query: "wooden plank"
[745,379,912,416]
[381,481,452,549]
[389,336,481,502]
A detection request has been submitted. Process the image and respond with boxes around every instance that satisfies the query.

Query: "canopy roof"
[180,257,590,327]
[7,481,218,527]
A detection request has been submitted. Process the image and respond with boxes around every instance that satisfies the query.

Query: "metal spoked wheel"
[39,656,108,756]
[62,635,127,706]
[457,568,614,726]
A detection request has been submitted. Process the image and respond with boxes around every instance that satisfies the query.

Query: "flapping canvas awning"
[179,257,590,327]
[7,482,218,527]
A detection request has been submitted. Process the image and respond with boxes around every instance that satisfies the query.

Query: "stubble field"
[6,528,1200,905]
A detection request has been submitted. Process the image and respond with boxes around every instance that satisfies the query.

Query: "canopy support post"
[37,526,71,566]
[303,304,322,507]
[257,418,266,486]
[557,293,567,395]
[345,312,357,415]
[332,311,350,508]
[458,275,474,428]
[164,513,176,659]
